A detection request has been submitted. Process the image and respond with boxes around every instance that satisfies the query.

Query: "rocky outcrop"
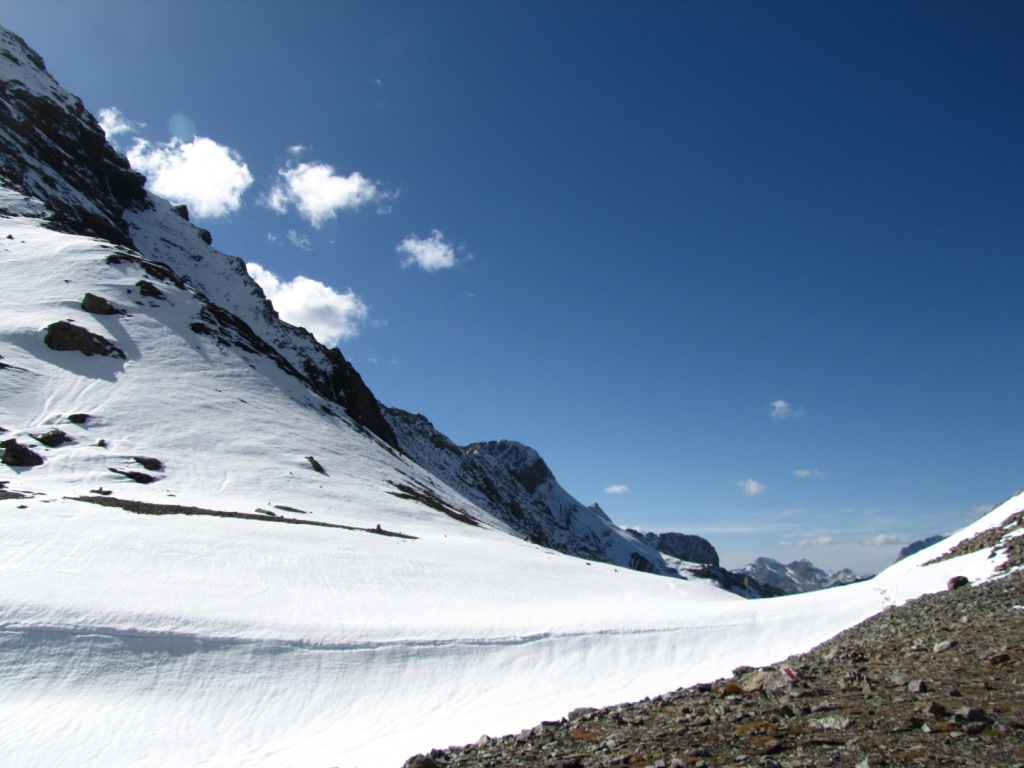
[385,409,674,576]
[0,28,147,246]
[43,320,125,359]
[626,530,720,567]
[1,438,43,466]
[81,292,122,315]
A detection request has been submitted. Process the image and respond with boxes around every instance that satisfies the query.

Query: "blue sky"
[5,1,1022,573]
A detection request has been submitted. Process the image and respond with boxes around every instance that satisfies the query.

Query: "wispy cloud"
[286,229,312,250]
[265,158,387,228]
[397,230,460,272]
[781,535,840,549]
[737,478,766,496]
[127,136,253,218]
[603,484,629,495]
[794,468,825,479]
[862,534,903,547]
[970,503,996,518]
[769,399,804,421]
[782,533,904,549]
[246,262,368,346]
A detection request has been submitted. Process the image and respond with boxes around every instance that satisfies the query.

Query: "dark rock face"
[0,28,147,246]
[466,441,555,495]
[1,438,43,466]
[306,348,397,448]
[627,530,720,567]
[43,320,125,359]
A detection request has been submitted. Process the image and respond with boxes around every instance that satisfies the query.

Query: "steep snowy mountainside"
[0,189,498,534]
[0,25,395,448]
[386,406,675,574]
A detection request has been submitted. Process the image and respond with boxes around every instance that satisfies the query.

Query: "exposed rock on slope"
[385,408,675,576]
[0,27,147,246]
[626,529,720,567]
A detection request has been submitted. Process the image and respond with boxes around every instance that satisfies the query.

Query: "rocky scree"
[403,515,1024,768]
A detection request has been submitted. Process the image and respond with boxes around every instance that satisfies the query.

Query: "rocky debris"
[305,455,326,474]
[67,413,89,424]
[132,456,163,471]
[108,467,156,484]
[403,525,1024,768]
[72,494,416,538]
[31,428,70,447]
[1,438,43,466]
[81,292,121,315]
[136,279,165,300]
[43,320,125,359]
[387,479,481,527]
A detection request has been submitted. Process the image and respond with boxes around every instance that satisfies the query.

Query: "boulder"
[81,292,121,315]
[1,438,44,466]
[43,321,125,358]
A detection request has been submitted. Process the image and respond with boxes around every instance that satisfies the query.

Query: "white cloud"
[769,400,804,421]
[127,136,253,218]
[782,536,841,549]
[286,230,312,250]
[603,484,629,495]
[97,107,141,143]
[266,161,385,228]
[397,230,458,271]
[246,262,368,346]
[737,478,766,496]
[970,503,996,518]
[862,534,903,547]
[793,469,825,479]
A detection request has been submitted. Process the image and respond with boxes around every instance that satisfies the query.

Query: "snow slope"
[0,23,1021,768]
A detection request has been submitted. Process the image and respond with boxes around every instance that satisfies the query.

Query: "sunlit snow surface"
[0,194,1018,767]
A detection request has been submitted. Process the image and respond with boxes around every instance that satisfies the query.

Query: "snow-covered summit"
[737,556,868,595]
